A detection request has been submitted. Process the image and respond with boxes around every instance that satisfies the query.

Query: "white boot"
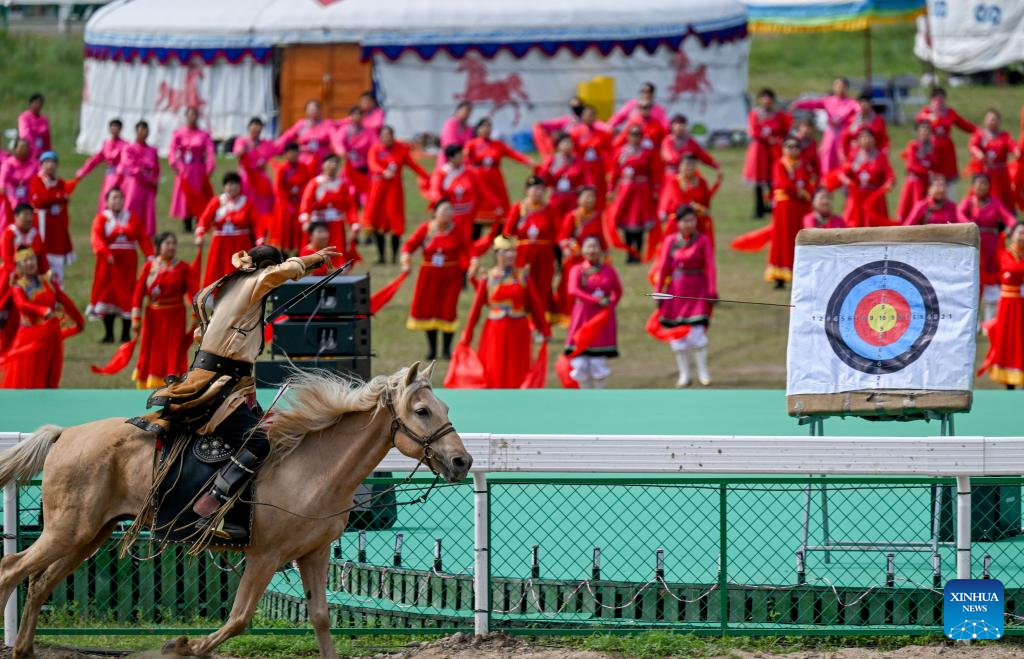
[674,350,691,388]
[694,348,711,386]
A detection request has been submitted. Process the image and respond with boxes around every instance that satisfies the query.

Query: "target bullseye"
[825,260,940,374]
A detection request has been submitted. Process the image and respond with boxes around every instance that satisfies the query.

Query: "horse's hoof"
[161,636,191,656]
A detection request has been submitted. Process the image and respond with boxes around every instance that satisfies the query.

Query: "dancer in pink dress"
[791,77,859,174]
[167,107,215,232]
[75,118,126,214]
[117,121,160,236]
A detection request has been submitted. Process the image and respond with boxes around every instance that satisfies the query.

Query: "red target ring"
[853,290,911,347]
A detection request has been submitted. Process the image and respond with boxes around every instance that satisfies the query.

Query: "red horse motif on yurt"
[155,59,207,114]
[454,57,534,126]
[669,50,712,111]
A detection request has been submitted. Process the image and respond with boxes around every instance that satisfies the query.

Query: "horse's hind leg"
[12,520,117,659]
[164,552,281,658]
[297,544,338,659]
[0,532,75,627]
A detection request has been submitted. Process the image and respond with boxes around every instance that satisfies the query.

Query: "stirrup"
[195,516,246,541]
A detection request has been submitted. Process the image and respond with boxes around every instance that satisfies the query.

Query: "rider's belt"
[191,351,253,379]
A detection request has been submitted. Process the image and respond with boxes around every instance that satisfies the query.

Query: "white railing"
[1,431,1019,637]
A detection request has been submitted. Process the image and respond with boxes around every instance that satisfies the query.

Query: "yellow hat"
[493,235,517,251]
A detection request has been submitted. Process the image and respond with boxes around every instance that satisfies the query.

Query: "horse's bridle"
[382,386,455,474]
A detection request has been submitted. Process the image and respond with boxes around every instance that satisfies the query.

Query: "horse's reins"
[242,385,456,521]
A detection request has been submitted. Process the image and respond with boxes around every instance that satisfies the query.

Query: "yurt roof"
[85,0,747,62]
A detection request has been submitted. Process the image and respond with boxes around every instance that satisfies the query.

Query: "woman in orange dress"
[461,235,550,389]
[463,118,534,233]
[364,126,430,264]
[401,201,470,360]
[194,172,258,286]
[131,232,195,389]
[87,188,153,344]
[979,224,1024,389]
[766,138,815,287]
[0,248,83,388]
[503,176,558,320]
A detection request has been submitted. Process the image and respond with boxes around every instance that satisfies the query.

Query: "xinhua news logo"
[944,579,1004,640]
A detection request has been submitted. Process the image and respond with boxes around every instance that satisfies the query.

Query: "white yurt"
[78,0,749,154]
[914,0,1024,73]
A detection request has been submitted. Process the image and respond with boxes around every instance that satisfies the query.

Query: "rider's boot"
[193,448,262,540]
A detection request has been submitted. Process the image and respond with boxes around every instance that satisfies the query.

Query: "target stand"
[786,224,980,575]
[796,412,957,570]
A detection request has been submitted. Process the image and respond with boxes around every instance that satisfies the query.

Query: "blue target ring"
[824,260,940,375]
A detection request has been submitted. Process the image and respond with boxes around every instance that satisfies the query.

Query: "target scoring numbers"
[824,260,941,375]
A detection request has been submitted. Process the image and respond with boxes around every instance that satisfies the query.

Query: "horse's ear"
[421,360,436,383]
[405,361,421,386]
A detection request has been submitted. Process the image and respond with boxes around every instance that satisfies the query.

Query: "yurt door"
[279,44,372,128]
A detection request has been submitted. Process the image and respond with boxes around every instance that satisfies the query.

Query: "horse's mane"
[264,367,408,463]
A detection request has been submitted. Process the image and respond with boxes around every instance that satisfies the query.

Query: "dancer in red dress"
[969,109,1019,213]
[461,236,550,389]
[959,173,1017,323]
[557,187,603,315]
[564,236,622,388]
[979,224,1024,388]
[270,143,312,253]
[232,117,279,217]
[802,189,846,229]
[744,88,791,219]
[401,200,470,360]
[1,204,48,282]
[428,145,491,241]
[75,118,125,214]
[658,154,721,244]
[766,139,815,286]
[654,207,717,387]
[503,176,558,320]
[87,188,153,343]
[539,134,584,220]
[532,97,585,157]
[841,91,889,159]
[915,88,975,191]
[195,172,258,286]
[838,129,895,227]
[570,106,613,210]
[333,106,377,207]
[131,232,195,389]
[791,116,820,178]
[28,151,75,283]
[609,125,659,262]
[661,114,719,197]
[299,222,346,275]
[0,248,83,388]
[903,177,958,226]
[464,118,534,231]
[298,154,358,258]
[613,101,668,151]
[897,121,939,223]
[364,126,430,264]
[608,82,668,131]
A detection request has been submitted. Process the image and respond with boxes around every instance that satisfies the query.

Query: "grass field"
[0,26,1018,389]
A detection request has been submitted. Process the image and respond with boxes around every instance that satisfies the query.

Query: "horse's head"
[388,362,472,483]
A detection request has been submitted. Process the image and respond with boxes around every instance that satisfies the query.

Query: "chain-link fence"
[6,474,1023,638]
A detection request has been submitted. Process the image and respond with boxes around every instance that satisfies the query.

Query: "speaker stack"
[255,274,372,388]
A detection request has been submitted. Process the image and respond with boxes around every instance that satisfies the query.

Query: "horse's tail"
[0,425,62,487]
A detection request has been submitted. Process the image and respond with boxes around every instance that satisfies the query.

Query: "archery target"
[824,261,939,375]
[786,233,979,397]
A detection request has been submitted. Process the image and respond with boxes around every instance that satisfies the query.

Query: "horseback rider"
[132,243,339,539]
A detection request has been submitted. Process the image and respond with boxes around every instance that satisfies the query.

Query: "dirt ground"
[5,634,1024,659]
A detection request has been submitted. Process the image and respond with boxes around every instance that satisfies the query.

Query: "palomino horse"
[0,362,471,658]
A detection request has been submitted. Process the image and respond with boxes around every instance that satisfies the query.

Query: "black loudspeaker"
[255,356,372,388]
[270,275,370,316]
[937,485,1022,542]
[271,318,371,357]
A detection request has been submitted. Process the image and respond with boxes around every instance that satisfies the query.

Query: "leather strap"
[192,351,253,379]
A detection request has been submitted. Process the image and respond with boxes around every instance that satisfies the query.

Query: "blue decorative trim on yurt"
[83,44,273,64]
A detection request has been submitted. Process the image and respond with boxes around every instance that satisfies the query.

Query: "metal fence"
[3,431,1024,641]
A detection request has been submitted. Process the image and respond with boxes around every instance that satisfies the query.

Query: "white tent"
[79,0,749,154]
[914,0,1024,74]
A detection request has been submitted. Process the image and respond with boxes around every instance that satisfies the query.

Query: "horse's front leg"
[163,552,280,658]
[297,544,338,659]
